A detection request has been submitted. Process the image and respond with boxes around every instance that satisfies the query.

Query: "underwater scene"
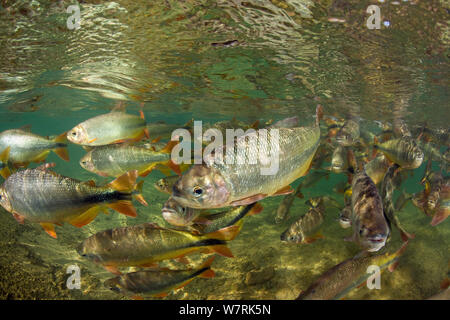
[0,0,448,301]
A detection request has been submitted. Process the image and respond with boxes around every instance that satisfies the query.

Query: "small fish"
[154,175,181,194]
[380,164,415,242]
[339,191,352,229]
[373,136,424,169]
[336,119,360,147]
[430,185,450,226]
[363,154,390,185]
[328,146,350,173]
[192,202,263,234]
[348,152,390,252]
[79,141,180,178]
[67,105,149,146]
[211,40,239,48]
[104,256,216,299]
[173,106,323,209]
[296,242,408,300]
[162,197,202,227]
[275,183,303,224]
[280,198,325,244]
[77,223,240,274]
[0,128,69,166]
[0,165,145,238]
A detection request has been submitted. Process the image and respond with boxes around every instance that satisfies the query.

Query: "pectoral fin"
[40,223,57,239]
[272,185,294,196]
[230,194,267,206]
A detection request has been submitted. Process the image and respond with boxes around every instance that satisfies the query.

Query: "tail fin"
[315,104,324,126]
[133,180,148,206]
[0,147,11,179]
[198,256,216,278]
[53,132,69,161]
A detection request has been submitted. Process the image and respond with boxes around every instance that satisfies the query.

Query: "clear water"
[0,0,448,300]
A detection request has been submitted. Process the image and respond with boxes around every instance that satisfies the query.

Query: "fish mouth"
[365,234,387,252]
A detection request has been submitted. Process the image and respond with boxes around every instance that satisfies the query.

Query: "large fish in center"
[172,106,323,209]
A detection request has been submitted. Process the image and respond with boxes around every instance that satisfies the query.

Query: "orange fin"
[200,269,215,278]
[440,278,450,290]
[0,166,11,179]
[199,256,215,269]
[139,262,159,268]
[54,147,69,162]
[12,213,25,224]
[87,138,98,144]
[208,245,233,258]
[104,265,122,275]
[132,295,144,300]
[430,208,449,226]
[139,110,146,120]
[250,120,259,129]
[160,140,179,154]
[68,207,100,228]
[107,201,137,218]
[296,192,304,199]
[84,180,96,187]
[154,292,168,298]
[273,185,294,196]
[0,146,10,162]
[165,160,181,176]
[107,170,138,192]
[205,224,240,241]
[248,202,263,215]
[40,223,57,238]
[230,194,267,206]
[151,136,162,144]
[134,180,148,206]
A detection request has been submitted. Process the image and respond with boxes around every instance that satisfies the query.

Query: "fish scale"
[213,126,320,203]
[3,169,123,223]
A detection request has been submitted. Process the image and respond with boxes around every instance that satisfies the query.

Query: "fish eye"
[193,186,203,197]
[81,161,86,165]
[71,132,77,136]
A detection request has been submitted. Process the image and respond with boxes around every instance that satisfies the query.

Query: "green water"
[0,0,448,300]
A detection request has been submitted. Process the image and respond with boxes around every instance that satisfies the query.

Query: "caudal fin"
[198,256,216,278]
[53,132,69,161]
[0,147,11,178]
[133,180,148,206]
